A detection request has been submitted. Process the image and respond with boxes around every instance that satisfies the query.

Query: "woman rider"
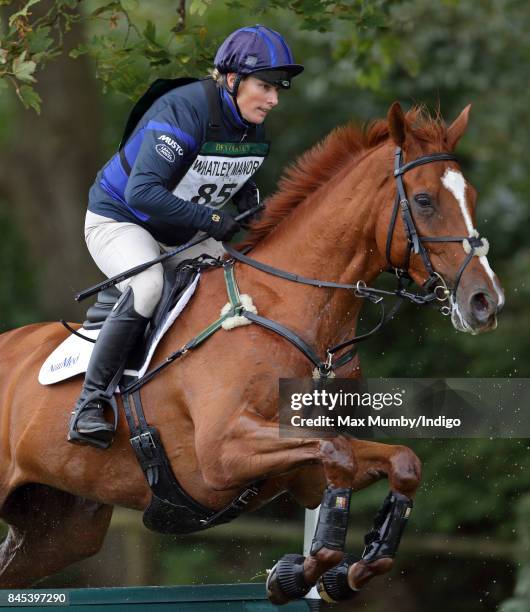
[67,25,304,449]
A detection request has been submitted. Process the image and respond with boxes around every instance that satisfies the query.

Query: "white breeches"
[85,211,225,317]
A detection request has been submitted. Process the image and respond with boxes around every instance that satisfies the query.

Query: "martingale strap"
[223,245,408,377]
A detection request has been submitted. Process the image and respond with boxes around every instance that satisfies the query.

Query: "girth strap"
[122,379,262,533]
[119,261,264,533]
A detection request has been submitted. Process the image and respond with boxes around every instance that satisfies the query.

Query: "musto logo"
[158,134,184,155]
[155,143,176,163]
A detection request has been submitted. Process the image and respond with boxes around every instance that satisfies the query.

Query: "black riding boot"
[68,287,148,449]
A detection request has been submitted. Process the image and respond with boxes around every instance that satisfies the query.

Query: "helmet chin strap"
[223,73,247,124]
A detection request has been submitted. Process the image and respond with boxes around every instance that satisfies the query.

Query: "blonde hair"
[210,68,224,84]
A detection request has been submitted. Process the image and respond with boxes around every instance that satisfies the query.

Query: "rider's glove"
[232,181,262,229]
[205,210,241,242]
[232,180,259,215]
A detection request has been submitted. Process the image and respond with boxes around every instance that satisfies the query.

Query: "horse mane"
[239,105,449,250]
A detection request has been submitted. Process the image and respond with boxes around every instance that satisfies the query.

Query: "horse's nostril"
[471,292,490,313]
[470,291,496,323]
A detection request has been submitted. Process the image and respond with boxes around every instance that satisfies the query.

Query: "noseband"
[387,147,490,314]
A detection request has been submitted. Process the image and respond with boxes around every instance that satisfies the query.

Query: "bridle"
[221,145,491,376]
[386,147,490,315]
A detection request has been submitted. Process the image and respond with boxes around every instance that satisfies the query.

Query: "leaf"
[149,58,171,67]
[17,84,41,113]
[189,0,209,16]
[121,0,138,11]
[69,44,89,59]
[8,0,41,27]
[12,53,37,83]
[300,16,331,31]
[0,48,8,65]
[26,26,53,54]
[143,20,156,44]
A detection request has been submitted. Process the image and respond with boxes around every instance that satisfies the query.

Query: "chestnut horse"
[0,103,502,600]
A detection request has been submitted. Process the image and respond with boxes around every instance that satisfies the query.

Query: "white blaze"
[441,169,504,307]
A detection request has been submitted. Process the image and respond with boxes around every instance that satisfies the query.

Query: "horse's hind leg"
[0,484,113,588]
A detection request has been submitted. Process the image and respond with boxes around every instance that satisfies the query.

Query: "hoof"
[316,554,359,603]
[266,554,311,605]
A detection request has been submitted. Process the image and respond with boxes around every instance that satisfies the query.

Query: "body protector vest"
[117,77,269,218]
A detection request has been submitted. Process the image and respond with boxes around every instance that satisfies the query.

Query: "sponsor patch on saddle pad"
[38,328,101,385]
[38,273,200,386]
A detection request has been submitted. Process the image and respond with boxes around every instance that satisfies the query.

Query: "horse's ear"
[387,101,409,147]
[447,104,471,151]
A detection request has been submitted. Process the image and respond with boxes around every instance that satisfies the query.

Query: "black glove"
[232,181,259,214]
[205,210,241,242]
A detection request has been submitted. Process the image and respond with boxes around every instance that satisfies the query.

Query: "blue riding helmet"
[215,25,304,93]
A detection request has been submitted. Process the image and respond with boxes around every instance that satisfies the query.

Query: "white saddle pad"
[39,273,200,386]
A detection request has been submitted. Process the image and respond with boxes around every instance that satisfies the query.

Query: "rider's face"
[228,74,280,124]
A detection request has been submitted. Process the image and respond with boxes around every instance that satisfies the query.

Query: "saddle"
[83,262,196,365]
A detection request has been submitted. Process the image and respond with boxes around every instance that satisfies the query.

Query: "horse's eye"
[414,193,432,207]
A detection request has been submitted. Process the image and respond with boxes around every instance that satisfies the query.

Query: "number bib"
[173,141,269,208]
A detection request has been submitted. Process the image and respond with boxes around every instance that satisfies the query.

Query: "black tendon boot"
[68,287,148,449]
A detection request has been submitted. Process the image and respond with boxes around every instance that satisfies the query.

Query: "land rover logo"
[155,143,176,163]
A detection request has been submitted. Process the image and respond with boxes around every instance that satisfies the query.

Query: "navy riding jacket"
[88,80,263,245]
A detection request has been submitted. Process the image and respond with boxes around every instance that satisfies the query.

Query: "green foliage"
[0,0,80,112]
[189,0,213,17]
[0,203,39,330]
[17,82,40,111]
[0,0,416,107]
[7,0,41,27]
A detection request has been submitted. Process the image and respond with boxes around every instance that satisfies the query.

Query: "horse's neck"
[246,147,392,345]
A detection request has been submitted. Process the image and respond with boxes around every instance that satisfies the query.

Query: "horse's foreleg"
[314,489,414,603]
[315,439,421,603]
[196,414,323,491]
[269,439,421,605]
[350,439,422,496]
[0,484,113,588]
[197,415,420,605]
